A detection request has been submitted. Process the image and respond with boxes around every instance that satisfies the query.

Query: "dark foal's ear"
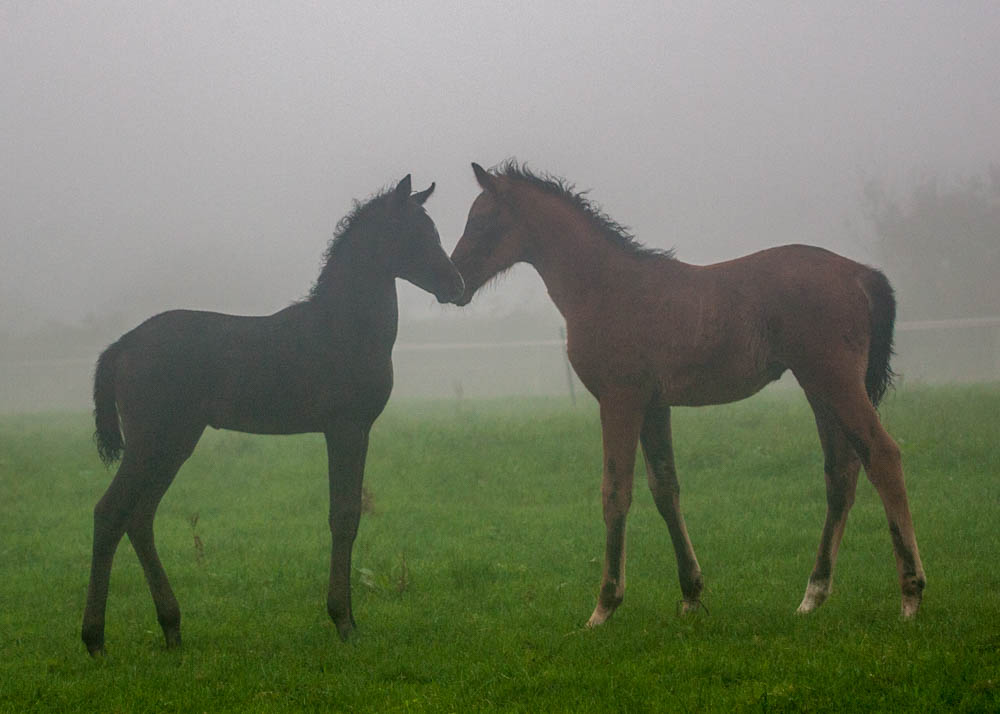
[412,182,435,205]
[472,162,498,194]
[393,174,413,204]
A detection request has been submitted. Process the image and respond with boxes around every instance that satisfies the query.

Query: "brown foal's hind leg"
[639,404,704,613]
[797,397,861,613]
[324,420,370,640]
[804,376,926,616]
[587,393,644,628]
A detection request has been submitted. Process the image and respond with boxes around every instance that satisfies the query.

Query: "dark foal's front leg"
[639,404,704,613]
[587,392,645,628]
[324,421,370,640]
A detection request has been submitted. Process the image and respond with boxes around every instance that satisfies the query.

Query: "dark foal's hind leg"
[82,427,202,655]
[324,420,370,640]
[639,404,704,613]
[587,391,644,628]
[83,451,147,655]
[125,435,200,649]
[797,397,861,613]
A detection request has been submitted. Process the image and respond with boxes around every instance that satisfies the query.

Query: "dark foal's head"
[449,163,532,306]
[315,175,464,304]
[381,175,464,303]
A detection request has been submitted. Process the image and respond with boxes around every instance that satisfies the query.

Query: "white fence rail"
[897,317,1000,332]
[2,318,998,412]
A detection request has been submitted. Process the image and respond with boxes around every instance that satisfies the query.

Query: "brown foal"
[449,161,925,625]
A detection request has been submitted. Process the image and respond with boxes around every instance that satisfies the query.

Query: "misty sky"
[3,2,999,335]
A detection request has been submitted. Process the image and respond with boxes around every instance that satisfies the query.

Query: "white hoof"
[586,605,613,628]
[901,593,921,618]
[796,580,830,614]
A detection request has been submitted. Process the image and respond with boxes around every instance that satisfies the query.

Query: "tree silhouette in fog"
[864,166,1000,320]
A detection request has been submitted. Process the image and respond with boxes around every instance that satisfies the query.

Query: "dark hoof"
[335,618,357,642]
[164,629,182,649]
[82,626,104,657]
[677,599,709,616]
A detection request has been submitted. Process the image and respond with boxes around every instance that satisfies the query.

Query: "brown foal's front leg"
[587,392,644,627]
[324,421,370,640]
[640,403,704,613]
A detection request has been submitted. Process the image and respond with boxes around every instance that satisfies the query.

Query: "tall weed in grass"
[1,386,998,711]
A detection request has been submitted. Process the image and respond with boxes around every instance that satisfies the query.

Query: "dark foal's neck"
[308,228,399,350]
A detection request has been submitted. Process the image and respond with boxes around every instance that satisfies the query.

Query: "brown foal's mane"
[494,160,675,261]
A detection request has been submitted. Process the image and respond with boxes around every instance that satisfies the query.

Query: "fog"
[3,2,999,406]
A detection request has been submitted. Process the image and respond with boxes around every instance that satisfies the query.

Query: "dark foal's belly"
[203,370,393,435]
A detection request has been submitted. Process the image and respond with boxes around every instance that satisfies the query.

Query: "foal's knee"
[824,476,855,516]
[601,484,632,525]
[647,471,680,504]
[864,434,903,488]
[873,432,901,465]
[92,498,132,545]
[328,504,362,540]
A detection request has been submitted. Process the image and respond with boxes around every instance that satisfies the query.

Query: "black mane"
[309,186,405,299]
[495,160,675,260]
[331,186,393,244]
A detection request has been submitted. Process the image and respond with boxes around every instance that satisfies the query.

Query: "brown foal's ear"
[471,162,498,194]
[412,182,435,205]
[393,174,413,204]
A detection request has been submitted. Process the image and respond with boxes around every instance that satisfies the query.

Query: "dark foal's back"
[106,301,393,436]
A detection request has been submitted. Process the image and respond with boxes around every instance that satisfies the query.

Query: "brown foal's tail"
[93,341,124,466]
[864,269,897,407]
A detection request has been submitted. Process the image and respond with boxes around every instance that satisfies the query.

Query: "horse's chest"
[566,332,650,396]
[307,352,393,414]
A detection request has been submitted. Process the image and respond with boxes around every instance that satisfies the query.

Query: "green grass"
[1,385,998,712]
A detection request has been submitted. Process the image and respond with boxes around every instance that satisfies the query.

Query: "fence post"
[995,326,1000,380]
[560,326,576,406]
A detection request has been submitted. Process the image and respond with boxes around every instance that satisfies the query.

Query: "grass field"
[1,385,998,712]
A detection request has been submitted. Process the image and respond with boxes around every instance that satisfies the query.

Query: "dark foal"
[449,161,924,624]
[83,175,464,655]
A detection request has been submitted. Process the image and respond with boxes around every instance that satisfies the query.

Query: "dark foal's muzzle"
[435,271,466,304]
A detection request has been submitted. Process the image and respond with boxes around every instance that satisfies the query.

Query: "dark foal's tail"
[93,342,124,466]
[864,269,897,407]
